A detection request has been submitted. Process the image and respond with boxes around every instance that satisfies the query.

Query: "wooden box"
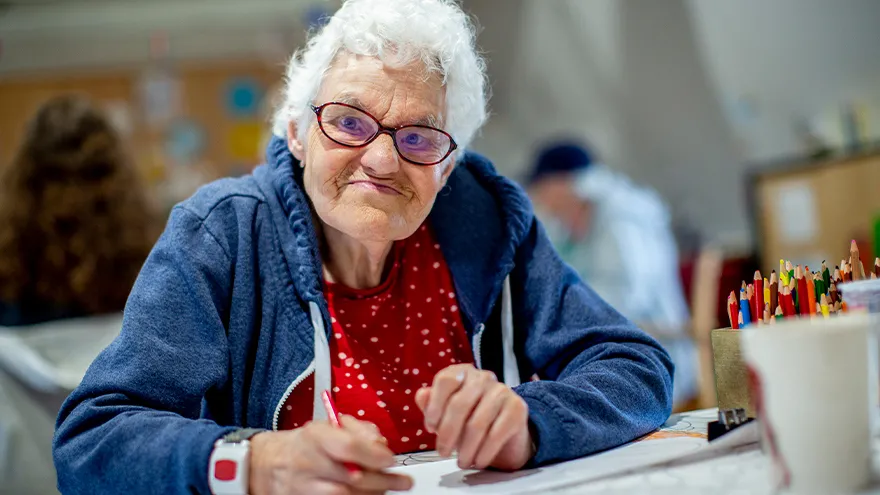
[710,328,755,417]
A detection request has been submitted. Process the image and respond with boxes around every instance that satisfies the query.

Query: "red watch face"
[214,460,238,481]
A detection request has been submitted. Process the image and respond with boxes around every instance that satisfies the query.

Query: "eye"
[339,116,362,131]
[401,133,425,147]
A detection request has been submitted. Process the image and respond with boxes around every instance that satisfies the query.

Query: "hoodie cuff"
[520,394,572,466]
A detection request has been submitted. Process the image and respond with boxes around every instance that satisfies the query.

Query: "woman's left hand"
[414,364,533,471]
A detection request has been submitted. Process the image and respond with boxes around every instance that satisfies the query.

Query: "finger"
[348,471,414,492]
[434,371,497,457]
[310,423,396,471]
[456,383,508,469]
[295,438,355,484]
[414,387,430,412]
[339,415,385,444]
[473,395,529,469]
[305,479,349,495]
[424,365,472,432]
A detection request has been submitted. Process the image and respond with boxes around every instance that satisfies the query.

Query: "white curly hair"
[271,0,489,154]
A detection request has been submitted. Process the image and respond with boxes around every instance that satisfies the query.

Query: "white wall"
[0,0,317,73]
[688,0,880,162]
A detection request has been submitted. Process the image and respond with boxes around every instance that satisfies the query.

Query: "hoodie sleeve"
[511,217,674,466]
[53,206,238,494]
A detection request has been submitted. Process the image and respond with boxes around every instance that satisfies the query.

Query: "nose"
[360,132,400,177]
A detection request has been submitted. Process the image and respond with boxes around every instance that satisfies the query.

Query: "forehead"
[316,53,446,127]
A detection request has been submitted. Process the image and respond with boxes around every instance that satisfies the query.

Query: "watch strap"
[221,428,265,444]
[209,429,263,495]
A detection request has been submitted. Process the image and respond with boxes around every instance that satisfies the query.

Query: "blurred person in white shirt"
[526,141,696,406]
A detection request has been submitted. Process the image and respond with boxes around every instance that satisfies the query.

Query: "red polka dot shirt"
[278,224,473,454]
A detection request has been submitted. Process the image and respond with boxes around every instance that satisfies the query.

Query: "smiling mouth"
[348,181,402,195]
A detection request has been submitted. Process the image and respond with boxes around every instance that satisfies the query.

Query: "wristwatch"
[208,428,264,495]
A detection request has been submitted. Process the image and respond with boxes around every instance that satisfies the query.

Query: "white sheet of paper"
[774,181,817,243]
[390,410,759,494]
[390,436,707,494]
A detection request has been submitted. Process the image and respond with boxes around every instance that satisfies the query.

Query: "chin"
[329,203,414,242]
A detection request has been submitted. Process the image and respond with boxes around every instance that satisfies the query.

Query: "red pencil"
[748,283,757,321]
[322,390,362,475]
[728,291,739,329]
[782,286,795,317]
[796,266,810,315]
[754,271,764,323]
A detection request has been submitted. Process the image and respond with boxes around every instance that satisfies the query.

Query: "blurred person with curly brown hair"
[0,95,158,327]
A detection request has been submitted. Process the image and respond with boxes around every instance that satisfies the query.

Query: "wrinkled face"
[288,53,454,243]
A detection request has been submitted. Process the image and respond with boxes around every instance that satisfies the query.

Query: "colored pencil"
[851,240,861,281]
[782,286,795,317]
[805,270,816,316]
[322,390,362,475]
[740,289,752,326]
[821,261,831,291]
[763,278,770,309]
[728,291,739,329]
[875,257,880,278]
[796,266,810,315]
[747,283,756,321]
[820,294,830,318]
[754,271,763,322]
[774,304,783,321]
[769,271,779,316]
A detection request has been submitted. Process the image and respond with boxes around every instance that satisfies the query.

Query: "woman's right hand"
[248,416,413,495]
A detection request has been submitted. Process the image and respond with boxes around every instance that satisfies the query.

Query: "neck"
[321,225,395,289]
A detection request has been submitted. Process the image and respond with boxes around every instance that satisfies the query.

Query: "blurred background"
[2,0,878,253]
[1,0,879,491]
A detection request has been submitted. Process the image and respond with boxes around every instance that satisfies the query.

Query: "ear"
[287,121,306,161]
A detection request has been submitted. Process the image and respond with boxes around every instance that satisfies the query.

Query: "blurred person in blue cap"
[526,141,696,406]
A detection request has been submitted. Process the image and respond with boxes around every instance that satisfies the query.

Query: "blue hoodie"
[53,137,673,494]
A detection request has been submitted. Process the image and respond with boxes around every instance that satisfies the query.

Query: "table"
[393,408,880,494]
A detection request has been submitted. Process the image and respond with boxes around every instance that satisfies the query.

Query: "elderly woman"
[53,1,673,494]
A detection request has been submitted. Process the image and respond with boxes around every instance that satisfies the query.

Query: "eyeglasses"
[310,102,457,166]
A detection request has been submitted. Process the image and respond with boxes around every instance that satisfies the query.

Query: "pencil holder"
[710,328,755,417]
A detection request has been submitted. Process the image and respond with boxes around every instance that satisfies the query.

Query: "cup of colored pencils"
[726,240,879,329]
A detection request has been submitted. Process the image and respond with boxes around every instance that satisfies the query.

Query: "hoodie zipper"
[472,323,485,369]
[271,361,316,431]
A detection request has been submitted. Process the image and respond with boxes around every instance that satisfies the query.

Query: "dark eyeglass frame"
[310,102,458,166]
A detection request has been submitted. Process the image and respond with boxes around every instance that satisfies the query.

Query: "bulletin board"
[0,60,283,208]
[751,150,880,270]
